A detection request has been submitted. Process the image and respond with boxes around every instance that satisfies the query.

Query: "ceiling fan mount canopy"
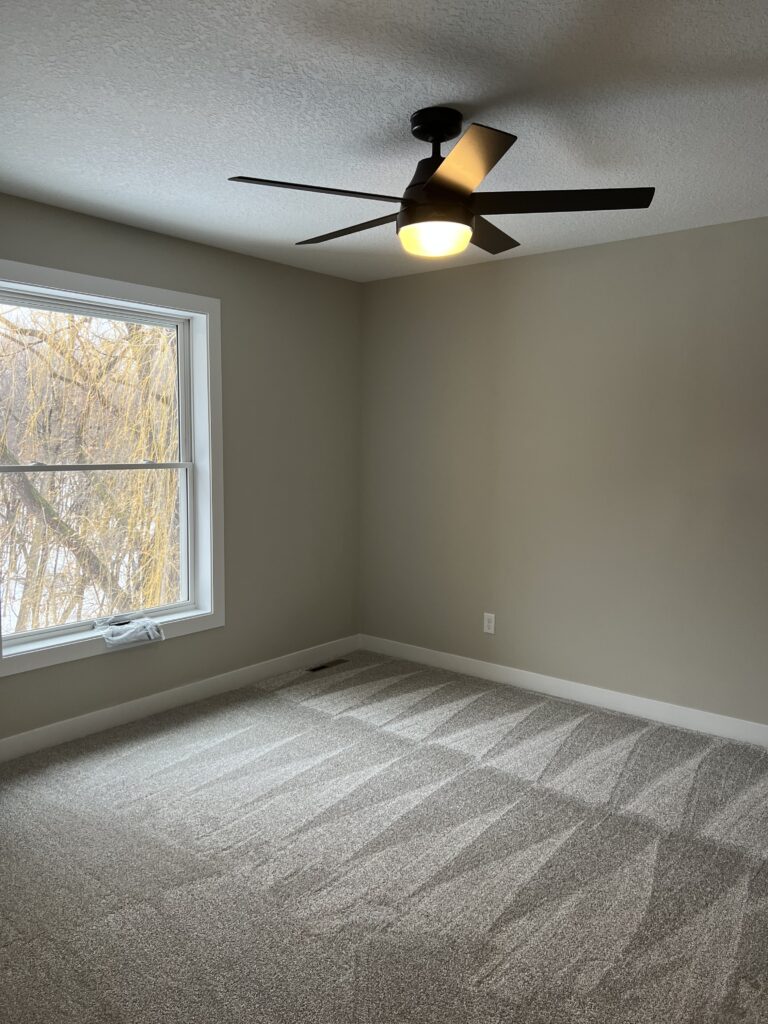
[409,106,464,146]
[229,107,655,258]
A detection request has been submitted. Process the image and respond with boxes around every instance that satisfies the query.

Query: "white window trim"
[0,258,224,677]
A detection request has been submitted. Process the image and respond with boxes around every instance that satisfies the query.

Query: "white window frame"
[0,259,224,676]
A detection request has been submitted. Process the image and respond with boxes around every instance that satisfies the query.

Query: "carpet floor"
[1,651,767,1023]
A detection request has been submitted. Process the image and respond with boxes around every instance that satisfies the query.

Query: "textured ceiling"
[2,0,768,282]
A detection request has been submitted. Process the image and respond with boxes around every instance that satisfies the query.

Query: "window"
[0,260,223,675]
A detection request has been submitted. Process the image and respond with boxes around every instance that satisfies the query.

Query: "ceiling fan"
[230,106,655,259]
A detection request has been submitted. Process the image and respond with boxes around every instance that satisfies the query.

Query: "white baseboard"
[0,634,361,764]
[359,634,768,748]
[5,630,766,764]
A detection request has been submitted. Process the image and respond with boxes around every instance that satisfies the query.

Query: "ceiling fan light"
[396,205,474,258]
[398,220,473,257]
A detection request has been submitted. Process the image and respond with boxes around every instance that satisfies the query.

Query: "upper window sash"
[0,286,184,330]
[0,295,192,469]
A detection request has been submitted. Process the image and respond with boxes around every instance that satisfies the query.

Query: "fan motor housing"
[396,203,474,236]
[403,155,443,200]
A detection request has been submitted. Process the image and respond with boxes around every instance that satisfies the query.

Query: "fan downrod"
[410,107,463,145]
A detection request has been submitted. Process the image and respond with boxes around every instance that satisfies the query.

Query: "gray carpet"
[1,651,767,1023]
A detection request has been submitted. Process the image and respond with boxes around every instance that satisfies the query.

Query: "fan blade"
[471,217,520,255]
[426,124,517,196]
[472,187,655,215]
[229,176,402,204]
[296,213,398,246]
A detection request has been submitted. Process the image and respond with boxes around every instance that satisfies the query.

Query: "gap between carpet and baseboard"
[1,632,767,764]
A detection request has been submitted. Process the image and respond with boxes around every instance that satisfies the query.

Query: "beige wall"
[360,217,768,725]
[3,193,766,739]
[0,193,361,739]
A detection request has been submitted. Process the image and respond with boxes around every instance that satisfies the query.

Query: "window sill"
[0,607,224,678]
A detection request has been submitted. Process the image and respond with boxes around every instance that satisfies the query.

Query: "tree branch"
[0,442,130,609]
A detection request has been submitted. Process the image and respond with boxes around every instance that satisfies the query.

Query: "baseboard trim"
[359,634,768,748]
[0,634,362,764]
[5,631,765,763]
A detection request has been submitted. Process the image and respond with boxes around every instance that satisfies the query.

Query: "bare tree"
[0,305,181,634]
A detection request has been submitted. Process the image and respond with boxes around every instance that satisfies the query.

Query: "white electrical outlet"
[483,612,495,635]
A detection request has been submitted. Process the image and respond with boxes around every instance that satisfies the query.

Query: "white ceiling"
[3,0,768,282]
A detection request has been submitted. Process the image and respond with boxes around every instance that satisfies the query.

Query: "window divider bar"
[0,462,192,473]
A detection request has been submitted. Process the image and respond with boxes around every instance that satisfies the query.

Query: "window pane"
[0,302,179,465]
[0,469,184,636]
